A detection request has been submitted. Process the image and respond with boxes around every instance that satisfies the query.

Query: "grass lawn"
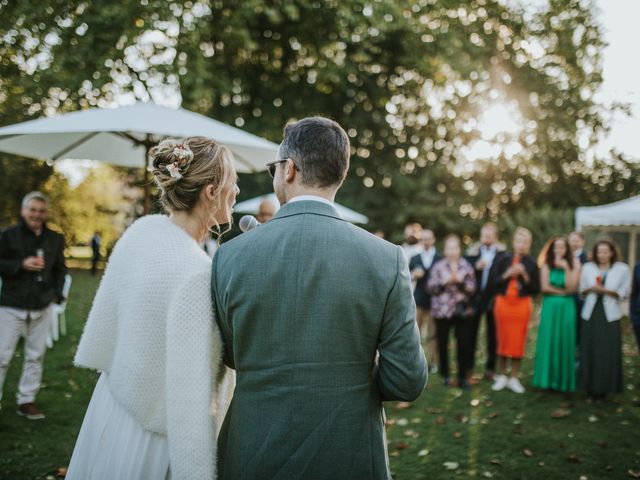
[0,268,639,479]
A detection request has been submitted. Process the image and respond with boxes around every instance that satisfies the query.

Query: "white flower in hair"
[172,143,194,161]
[166,161,183,179]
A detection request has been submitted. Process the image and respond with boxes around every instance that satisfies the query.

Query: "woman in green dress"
[532,236,581,392]
[579,239,630,400]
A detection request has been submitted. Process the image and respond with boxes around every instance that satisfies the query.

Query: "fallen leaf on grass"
[397,418,409,426]
[523,448,534,457]
[594,440,608,448]
[396,441,409,450]
[483,472,494,478]
[588,415,599,423]
[395,402,412,409]
[56,467,67,477]
[389,450,400,457]
[425,407,444,414]
[490,459,502,465]
[488,412,499,419]
[567,454,581,463]
[436,416,446,425]
[559,401,573,408]
[538,462,545,467]
[551,408,571,419]
[453,431,462,438]
[629,470,640,478]
[443,462,459,471]
[418,449,430,457]
[385,418,396,426]
[470,398,480,407]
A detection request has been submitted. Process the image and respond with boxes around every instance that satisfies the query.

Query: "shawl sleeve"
[74,237,122,370]
[166,268,224,480]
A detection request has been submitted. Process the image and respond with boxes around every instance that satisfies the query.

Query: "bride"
[67,137,238,479]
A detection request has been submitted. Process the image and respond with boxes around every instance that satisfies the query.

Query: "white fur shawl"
[75,215,230,479]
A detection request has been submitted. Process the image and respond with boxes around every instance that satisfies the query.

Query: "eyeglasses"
[266,158,299,178]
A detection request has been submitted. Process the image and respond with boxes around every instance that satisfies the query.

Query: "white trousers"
[0,304,53,405]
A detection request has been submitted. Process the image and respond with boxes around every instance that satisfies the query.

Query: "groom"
[212,117,428,479]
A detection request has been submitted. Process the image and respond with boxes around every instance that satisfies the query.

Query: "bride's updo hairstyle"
[150,137,235,224]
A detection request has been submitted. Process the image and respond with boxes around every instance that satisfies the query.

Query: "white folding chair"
[48,274,72,348]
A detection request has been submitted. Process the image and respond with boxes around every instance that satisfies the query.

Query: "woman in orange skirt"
[491,228,540,393]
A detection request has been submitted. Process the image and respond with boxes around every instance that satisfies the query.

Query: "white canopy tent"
[0,102,278,211]
[234,193,369,224]
[576,194,640,267]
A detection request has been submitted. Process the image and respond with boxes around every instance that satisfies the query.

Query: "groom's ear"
[284,159,297,184]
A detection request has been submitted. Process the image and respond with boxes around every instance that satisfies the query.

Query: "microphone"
[239,215,261,233]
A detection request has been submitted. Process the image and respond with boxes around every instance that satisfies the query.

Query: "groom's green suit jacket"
[212,200,428,480]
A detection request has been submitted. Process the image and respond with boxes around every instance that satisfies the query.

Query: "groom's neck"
[285,185,337,204]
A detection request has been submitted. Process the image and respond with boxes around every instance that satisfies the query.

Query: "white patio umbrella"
[234,193,369,224]
[0,102,278,211]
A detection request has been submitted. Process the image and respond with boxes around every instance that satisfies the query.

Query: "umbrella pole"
[143,144,151,214]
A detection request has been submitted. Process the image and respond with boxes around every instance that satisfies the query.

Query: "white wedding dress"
[67,373,171,479]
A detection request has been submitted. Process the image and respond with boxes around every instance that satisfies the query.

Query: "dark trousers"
[469,306,497,373]
[91,254,100,276]
[436,315,473,382]
[634,324,640,353]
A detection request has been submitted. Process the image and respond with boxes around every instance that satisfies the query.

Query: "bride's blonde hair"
[150,136,236,237]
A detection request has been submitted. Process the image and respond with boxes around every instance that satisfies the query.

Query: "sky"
[594,0,640,160]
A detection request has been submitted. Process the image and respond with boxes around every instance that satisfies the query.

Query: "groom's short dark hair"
[279,116,350,188]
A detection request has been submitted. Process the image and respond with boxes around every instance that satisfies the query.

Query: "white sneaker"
[507,377,526,394]
[491,374,508,391]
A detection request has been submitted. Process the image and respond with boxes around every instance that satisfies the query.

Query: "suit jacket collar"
[271,199,345,223]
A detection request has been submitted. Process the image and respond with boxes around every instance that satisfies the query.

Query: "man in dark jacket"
[409,229,442,373]
[631,261,640,352]
[0,192,67,419]
[466,223,506,380]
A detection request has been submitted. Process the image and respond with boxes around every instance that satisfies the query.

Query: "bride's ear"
[205,184,216,201]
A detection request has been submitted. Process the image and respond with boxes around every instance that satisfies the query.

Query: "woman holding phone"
[532,235,581,392]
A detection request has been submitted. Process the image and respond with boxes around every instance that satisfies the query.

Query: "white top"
[420,246,437,269]
[287,194,335,206]
[479,244,498,289]
[580,261,631,322]
[74,215,230,479]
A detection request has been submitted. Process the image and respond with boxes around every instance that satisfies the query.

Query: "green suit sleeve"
[377,246,428,401]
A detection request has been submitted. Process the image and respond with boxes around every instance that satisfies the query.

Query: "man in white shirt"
[466,223,505,380]
[409,229,442,373]
[402,222,423,261]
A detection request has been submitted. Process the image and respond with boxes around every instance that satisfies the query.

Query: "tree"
[1,0,637,244]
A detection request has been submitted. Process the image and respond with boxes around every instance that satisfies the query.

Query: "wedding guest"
[67,138,238,479]
[90,231,101,276]
[0,192,67,420]
[491,227,540,393]
[428,234,476,389]
[256,198,277,223]
[409,229,442,372]
[532,235,581,393]
[466,222,506,380]
[579,238,630,400]
[632,261,640,351]
[569,230,588,344]
[402,222,423,260]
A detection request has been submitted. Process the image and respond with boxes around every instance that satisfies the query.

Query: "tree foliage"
[1,0,637,244]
